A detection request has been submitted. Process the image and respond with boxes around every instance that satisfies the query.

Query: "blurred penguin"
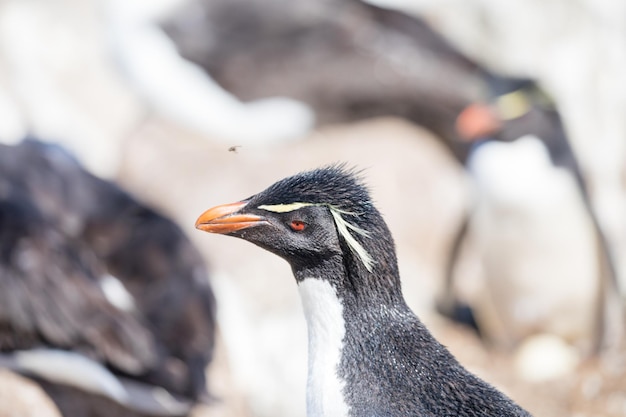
[439,80,623,357]
[160,0,495,161]
[0,138,216,416]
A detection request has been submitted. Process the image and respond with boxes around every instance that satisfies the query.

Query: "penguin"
[439,81,623,354]
[195,165,531,417]
[161,0,495,161]
[0,139,216,416]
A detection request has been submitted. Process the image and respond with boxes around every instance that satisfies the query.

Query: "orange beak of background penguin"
[455,102,503,142]
[195,201,266,234]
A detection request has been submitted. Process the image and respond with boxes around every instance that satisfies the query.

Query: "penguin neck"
[295,257,351,417]
[293,251,408,417]
[298,272,349,417]
[293,251,406,312]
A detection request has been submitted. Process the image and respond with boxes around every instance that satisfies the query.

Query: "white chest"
[467,135,598,342]
[298,278,350,417]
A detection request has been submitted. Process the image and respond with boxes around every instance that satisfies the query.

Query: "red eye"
[290,220,306,231]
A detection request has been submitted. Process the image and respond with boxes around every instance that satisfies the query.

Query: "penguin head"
[455,78,556,143]
[195,165,395,279]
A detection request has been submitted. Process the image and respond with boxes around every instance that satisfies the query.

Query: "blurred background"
[0,0,625,416]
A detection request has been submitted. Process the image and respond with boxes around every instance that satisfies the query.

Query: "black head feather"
[247,164,373,213]
[238,164,402,302]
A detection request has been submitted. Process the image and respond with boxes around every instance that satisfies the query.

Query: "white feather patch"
[99,274,136,312]
[328,208,375,272]
[298,278,350,417]
[14,349,129,402]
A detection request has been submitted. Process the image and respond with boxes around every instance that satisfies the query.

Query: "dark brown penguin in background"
[162,0,493,162]
[195,165,531,416]
[0,139,216,416]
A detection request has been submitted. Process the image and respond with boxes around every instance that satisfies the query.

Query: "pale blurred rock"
[513,334,580,382]
[0,369,62,417]
[0,0,145,177]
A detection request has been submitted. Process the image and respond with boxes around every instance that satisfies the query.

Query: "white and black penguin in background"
[0,139,216,417]
[195,165,532,417]
[440,79,624,356]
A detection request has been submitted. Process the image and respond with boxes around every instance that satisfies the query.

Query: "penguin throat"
[298,278,350,417]
[292,252,404,309]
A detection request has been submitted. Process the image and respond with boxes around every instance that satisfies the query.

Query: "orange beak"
[195,201,266,234]
[455,103,502,142]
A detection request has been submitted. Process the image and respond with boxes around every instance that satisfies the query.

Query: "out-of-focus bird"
[161,0,496,161]
[195,165,532,416]
[0,139,216,417]
[438,81,623,355]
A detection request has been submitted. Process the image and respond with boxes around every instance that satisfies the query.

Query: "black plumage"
[0,193,155,369]
[82,177,216,401]
[0,139,216,416]
[196,165,531,416]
